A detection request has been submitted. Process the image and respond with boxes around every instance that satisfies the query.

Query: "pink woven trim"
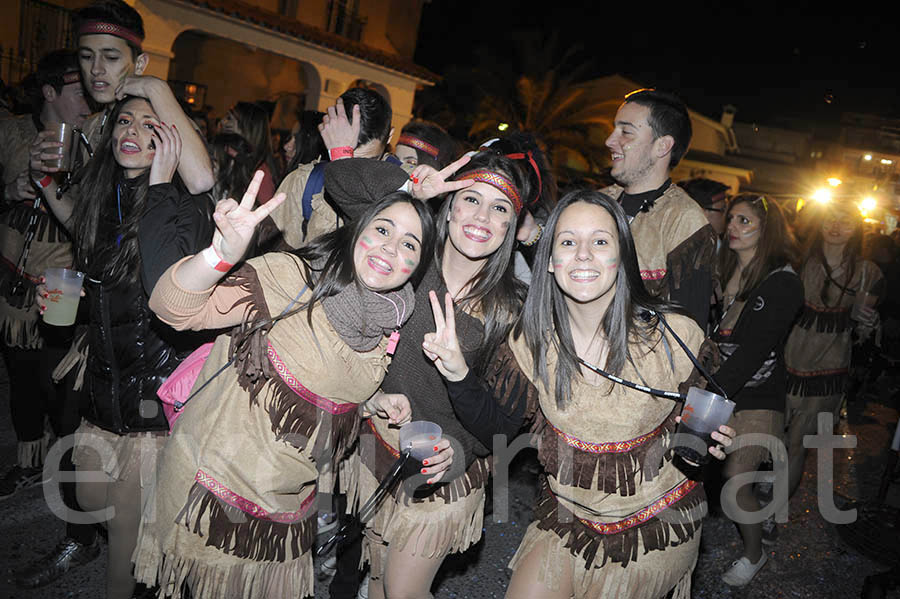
[546,418,667,455]
[77,20,144,46]
[561,478,698,535]
[640,268,667,281]
[266,342,358,415]
[194,469,315,524]
[398,134,439,158]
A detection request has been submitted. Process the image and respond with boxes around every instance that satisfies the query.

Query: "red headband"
[398,134,439,159]
[503,151,542,200]
[456,169,523,214]
[77,20,144,47]
[62,71,81,85]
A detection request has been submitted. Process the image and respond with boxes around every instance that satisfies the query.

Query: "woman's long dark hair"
[719,194,797,302]
[70,96,153,284]
[209,133,256,202]
[517,190,675,409]
[229,101,282,188]
[435,151,533,374]
[802,202,864,304]
[284,110,327,173]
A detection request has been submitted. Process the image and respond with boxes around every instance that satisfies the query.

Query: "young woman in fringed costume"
[35,95,215,598]
[422,189,735,599]
[131,175,454,598]
[713,195,804,587]
[322,138,549,599]
[783,202,882,499]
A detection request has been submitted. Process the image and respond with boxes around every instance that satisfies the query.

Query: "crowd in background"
[1,1,899,599]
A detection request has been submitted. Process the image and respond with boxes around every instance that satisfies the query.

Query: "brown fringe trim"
[175,481,315,563]
[538,405,679,493]
[262,372,361,462]
[666,224,717,292]
[360,421,491,503]
[483,340,540,428]
[677,337,722,396]
[2,203,68,243]
[533,476,705,569]
[796,303,851,333]
[786,368,848,397]
[222,263,272,399]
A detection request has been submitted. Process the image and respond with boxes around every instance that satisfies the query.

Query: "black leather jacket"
[81,182,213,433]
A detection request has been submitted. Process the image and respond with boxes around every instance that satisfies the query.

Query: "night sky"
[414,2,897,128]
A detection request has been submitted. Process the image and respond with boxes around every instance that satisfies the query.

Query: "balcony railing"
[327,0,366,42]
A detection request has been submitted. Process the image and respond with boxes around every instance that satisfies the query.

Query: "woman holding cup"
[424,190,735,598]
[712,194,803,586]
[783,203,883,500]
[35,95,214,598]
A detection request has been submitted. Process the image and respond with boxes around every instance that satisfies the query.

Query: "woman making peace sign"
[425,190,733,599]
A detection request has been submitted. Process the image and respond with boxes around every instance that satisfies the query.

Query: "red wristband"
[201,245,234,272]
[34,175,52,189]
[329,146,354,160]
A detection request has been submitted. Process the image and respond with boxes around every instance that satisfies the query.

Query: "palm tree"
[466,31,620,175]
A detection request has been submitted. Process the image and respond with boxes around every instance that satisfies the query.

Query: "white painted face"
[549,202,620,308]
[726,202,762,254]
[445,180,515,261]
[111,97,159,179]
[605,102,660,188]
[353,202,424,292]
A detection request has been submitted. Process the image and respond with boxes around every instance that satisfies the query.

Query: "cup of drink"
[42,268,85,326]
[399,421,442,480]
[43,122,77,172]
[850,291,876,324]
[672,387,735,464]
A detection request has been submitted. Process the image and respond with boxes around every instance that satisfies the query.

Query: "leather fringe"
[537,406,679,493]
[2,203,68,243]
[666,225,718,292]
[175,481,315,563]
[786,368,847,397]
[223,264,273,399]
[795,303,851,333]
[262,373,361,462]
[532,477,705,569]
[483,340,540,428]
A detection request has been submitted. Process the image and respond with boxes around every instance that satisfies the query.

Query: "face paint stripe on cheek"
[358,236,373,251]
[401,258,415,274]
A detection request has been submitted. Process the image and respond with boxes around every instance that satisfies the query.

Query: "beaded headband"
[397,134,439,159]
[77,20,144,48]
[456,169,522,214]
[62,71,82,85]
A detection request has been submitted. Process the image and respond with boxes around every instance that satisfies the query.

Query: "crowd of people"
[1,1,898,598]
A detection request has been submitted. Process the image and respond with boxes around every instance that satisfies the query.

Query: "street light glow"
[497,123,509,131]
[812,189,832,204]
[863,154,873,161]
[827,177,842,187]
[861,196,877,212]
[881,158,893,165]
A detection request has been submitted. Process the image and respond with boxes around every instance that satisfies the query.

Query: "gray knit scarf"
[322,281,415,352]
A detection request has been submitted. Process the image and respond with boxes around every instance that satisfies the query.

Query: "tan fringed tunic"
[507,314,706,599]
[785,258,883,413]
[133,253,392,599]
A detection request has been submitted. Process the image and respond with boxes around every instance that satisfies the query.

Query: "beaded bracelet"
[521,223,543,247]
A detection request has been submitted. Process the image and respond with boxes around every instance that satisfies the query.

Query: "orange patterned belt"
[552,478,698,535]
[545,417,668,455]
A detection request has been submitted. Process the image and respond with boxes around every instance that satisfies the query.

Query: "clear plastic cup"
[850,291,876,323]
[42,268,85,326]
[673,387,735,464]
[399,421,442,461]
[43,122,77,173]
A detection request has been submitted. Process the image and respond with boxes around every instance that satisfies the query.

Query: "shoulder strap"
[301,162,327,222]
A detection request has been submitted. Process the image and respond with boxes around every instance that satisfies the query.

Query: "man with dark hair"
[0,49,100,588]
[29,0,213,194]
[601,88,717,329]
[269,87,394,248]
[680,177,730,238]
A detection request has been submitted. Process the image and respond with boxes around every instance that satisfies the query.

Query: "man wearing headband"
[29,0,213,195]
[0,49,100,589]
[393,120,457,170]
[602,89,717,330]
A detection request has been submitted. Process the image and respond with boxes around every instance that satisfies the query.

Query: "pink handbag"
[157,342,214,429]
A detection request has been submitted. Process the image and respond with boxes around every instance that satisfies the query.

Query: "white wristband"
[201,245,233,272]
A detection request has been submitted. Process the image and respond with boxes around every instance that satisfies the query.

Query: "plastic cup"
[43,122,77,172]
[42,268,84,326]
[399,421,442,461]
[673,387,735,464]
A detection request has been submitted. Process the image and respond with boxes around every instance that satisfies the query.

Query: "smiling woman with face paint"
[713,194,804,588]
